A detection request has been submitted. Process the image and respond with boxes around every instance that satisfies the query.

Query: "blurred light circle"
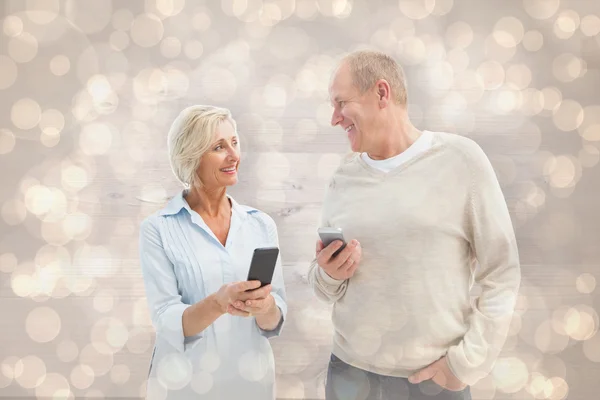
[14,355,46,389]
[160,37,181,58]
[65,0,112,34]
[91,317,129,355]
[398,37,427,65]
[446,21,473,49]
[79,344,113,377]
[184,40,204,60]
[192,11,212,31]
[50,55,71,76]
[26,307,61,343]
[0,56,18,90]
[24,185,53,216]
[522,30,544,51]
[0,253,18,274]
[130,13,164,48]
[57,340,79,363]
[524,0,560,20]
[583,332,600,362]
[477,60,505,90]
[0,129,16,154]
[578,106,600,141]
[8,32,38,63]
[35,372,73,399]
[541,87,563,111]
[40,109,65,135]
[579,145,600,168]
[110,364,130,385]
[398,0,436,20]
[3,15,23,37]
[485,34,517,63]
[506,64,532,90]
[112,9,134,31]
[581,15,600,36]
[156,353,193,390]
[79,123,114,155]
[26,0,60,25]
[109,31,130,51]
[554,10,580,39]
[200,67,237,102]
[553,53,584,83]
[576,273,596,294]
[493,17,525,48]
[491,357,529,393]
[11,98,41,130]
[70,365,95,390]
[126,328,152,354]
[552,100,584,132]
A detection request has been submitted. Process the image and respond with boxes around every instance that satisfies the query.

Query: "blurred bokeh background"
[1,0,599,399]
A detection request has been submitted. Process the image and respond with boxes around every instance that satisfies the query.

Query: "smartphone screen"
[247,247,279,287]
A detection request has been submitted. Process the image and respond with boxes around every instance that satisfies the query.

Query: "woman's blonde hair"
[167,105,237,188]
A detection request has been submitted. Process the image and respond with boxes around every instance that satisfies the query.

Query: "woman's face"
[196,120,240,189]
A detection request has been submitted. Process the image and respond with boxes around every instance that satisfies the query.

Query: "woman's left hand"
[227,286,276,317]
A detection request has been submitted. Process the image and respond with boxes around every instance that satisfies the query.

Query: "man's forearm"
[307,259,348,303]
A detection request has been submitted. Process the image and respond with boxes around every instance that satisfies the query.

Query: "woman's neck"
[185,186,230,218]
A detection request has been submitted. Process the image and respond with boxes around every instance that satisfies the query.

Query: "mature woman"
[139,105,287,399]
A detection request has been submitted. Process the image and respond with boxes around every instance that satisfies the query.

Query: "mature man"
[307,50,521,400]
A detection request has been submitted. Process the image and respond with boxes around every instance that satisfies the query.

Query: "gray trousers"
[326,354,472,400]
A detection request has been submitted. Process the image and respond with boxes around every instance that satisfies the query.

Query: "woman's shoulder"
[235,202,277,233]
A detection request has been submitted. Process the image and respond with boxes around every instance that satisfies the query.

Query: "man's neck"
[365,117,421,160]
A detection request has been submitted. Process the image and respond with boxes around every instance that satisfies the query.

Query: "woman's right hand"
[214,280,262,314]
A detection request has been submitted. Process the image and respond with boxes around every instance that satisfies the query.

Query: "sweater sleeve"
[307,174,350,303]
[446,141,521,386]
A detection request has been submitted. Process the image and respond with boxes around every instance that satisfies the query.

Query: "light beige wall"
[1,0,599,399]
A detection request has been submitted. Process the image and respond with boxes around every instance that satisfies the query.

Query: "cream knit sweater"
[308,131,521,386]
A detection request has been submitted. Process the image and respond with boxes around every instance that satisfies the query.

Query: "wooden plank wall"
[1,0,599,399]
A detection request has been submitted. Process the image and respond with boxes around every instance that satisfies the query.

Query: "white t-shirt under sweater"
[360,130,433,172]
[308,131,521,386]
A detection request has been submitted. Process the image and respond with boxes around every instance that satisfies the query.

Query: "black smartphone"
[247,247,279,288]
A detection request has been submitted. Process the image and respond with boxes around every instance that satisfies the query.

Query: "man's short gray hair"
[343,50,408,106]
[167,105,237,188]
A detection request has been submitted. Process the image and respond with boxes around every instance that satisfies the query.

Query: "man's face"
[329,62,380,153]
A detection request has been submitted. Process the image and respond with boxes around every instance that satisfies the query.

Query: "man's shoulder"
[332,152,361,174]
[341,151,360,164]
[435,131,489,164]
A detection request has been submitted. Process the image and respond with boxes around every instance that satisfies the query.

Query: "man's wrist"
[317,265,345,285]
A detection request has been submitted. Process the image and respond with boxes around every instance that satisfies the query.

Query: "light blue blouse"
[139,191,287,399]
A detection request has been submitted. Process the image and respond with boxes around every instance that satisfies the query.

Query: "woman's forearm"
[255,300,281,331]
[182,293,224,337]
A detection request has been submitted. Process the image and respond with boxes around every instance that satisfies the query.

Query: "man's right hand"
[316,238,361,281]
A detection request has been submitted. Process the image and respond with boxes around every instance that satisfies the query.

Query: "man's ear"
[376,79,391,108]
